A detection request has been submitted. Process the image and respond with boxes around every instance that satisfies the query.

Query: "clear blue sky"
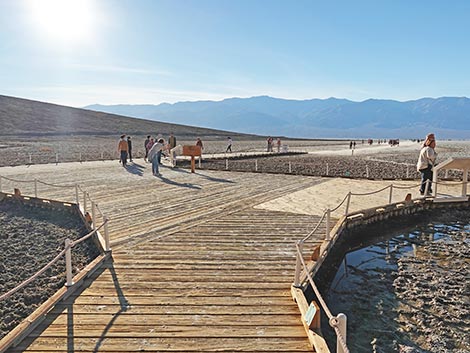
[1,0,469,107]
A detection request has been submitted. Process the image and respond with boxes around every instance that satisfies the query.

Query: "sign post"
[182,145,202,173]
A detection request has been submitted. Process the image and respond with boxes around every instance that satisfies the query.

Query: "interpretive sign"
[304,301,319,329]
[182,145,202,173]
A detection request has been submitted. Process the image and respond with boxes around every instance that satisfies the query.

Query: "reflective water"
[323,218,470,353]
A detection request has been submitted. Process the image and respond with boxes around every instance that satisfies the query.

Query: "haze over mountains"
[86,96,470,139]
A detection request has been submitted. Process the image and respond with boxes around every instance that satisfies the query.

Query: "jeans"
[120,151,128,166]
[419,165,433,193]
[152,151,162,175]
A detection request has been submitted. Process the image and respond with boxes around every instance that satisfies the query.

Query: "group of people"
[266,137,282,152]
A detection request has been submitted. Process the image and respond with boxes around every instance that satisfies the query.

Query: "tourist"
[276,138,281,153]
[267,136,273,152]
[127,136,133,162]
[118,134,128,167]
[226,137,232,153]
[148,138,165,176]
[144,135,151,162]
[417,133,437,195]
[196,137,203,150]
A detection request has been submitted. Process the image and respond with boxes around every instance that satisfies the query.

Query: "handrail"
[0,218,108,302]
[296,243,349,353]
[294,176,470,353]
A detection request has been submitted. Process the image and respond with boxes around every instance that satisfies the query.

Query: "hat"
[423,133,435,147]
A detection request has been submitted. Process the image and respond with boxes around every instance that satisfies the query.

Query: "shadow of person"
[125,162,145,176]
[195,172,235,184]
[156,174,202,189]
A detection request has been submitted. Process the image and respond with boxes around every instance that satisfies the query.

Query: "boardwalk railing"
[0,175,111,302]
[294,178,470,353]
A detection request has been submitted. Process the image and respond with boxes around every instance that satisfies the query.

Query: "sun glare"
[28,0,96,43]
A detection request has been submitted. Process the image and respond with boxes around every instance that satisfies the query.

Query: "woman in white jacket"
[416,133,437,195]
[148,139,165,176]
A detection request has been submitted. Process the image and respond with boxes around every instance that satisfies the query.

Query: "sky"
[1,0,469,107]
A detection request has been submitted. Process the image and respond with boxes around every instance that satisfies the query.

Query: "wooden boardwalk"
[1,159,330,352]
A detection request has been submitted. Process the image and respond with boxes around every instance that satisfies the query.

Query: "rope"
[0,248,67,302]
[70,221,106,247]
[0,175,35,183]
[35,180,76,188]
[330,193,350,212]
[296,243,349,353]
[350,184,390,196]
[302,212,327,242]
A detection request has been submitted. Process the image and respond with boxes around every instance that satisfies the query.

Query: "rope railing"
[0,219,108,302]
[296,243,349,353]
[294,176,470,353]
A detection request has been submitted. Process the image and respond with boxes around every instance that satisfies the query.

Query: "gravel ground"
[0,199,99,340]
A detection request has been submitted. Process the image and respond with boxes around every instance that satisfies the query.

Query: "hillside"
[0,95,256,139]
[86,96,470,139]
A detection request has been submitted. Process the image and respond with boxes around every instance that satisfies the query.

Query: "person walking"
[148,138,165,176]
[226,137,232,153]
[417,133,437,195]
[118,134,128,167]
[127,136,133,162]
[144,135,151,162]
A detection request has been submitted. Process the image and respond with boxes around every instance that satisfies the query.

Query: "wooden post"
[0,176,2,193]
[255,159,258,172]
[225,159,229,170]
[325,209,331,240]
[344,192,351,215]
[463,169,468,196]
[190,156,196,173]
[104,215,110,252]
[293,242,303,288]
[83,191,87,213]
[288,162,292,173]
[366,165,369,178]
[34,179,38,198]
[91,201,97,229]
[336,313,348,353]
[65,238,74,287]
[326,163,329,176]
[29,153,32,164]
[389,185,393,203]
[75,185,79,205]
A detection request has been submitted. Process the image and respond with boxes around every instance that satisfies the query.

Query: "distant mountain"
[0,95,257,139]
[85,96,470,139]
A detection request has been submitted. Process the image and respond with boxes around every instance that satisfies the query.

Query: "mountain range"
[85,96,470,139]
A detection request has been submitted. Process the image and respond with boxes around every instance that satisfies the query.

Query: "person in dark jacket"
[127,136,133,162]
[144,135,151,162]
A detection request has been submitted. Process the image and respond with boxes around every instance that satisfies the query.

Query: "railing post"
[255,159,258,172]
[293,241,303,288]
[325,209,331,241]
[344,192,351,216]
[366,165,369,178]
[424,180,430,196]
[289,162,292,173]
[29,153,32,164]
[198,156,202,168]
[65,238,74,287]
[0,176,2,193]
[225,159,228,170]
[83,191,87,213]
[336,313,347,353]
[104,215,111,252]
[406,164,410,178]
[388,185,393,204]
[326,163,329,176]
[79,152,82,162]
[75,185,79,205]
[55,153,59,164]
[91,201,97,229]
[34,179,38,198]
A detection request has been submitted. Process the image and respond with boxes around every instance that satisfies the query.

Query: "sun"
[28,0,96,43]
